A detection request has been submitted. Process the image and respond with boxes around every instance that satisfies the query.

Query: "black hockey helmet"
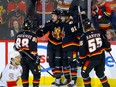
[23,18,33,30]
[52,9,61,16]
[83,18,92,29]
[60,10,70,16]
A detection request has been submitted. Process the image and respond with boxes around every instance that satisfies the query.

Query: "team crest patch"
[79,41,83,46]
[52,27,61,40]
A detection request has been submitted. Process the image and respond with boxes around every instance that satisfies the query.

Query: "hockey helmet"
[52,9,61,16]
[60,10,70,17]
[83,18,92,29]
[9,50,21,65]
[9,51,21,59]
[23,18,33,30]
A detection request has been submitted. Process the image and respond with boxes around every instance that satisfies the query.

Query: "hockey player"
[36,9,63,86]
[79,18,111,87]
[60,10,80,87]
[0,50,22,87]
[14,19,40,87]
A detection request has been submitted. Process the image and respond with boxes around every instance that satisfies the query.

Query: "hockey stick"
[78,6,85,33]
[108,52,116,64]
[21,50,54,77]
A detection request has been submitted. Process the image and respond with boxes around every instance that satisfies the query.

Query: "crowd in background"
[0,0,116,41]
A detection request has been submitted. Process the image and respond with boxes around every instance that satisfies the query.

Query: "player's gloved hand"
[34,55,41,65]
[106,48,112,52]
[72,58,77,62]
[101,6,106,12]
[77,59,85,67]
[13,45,18,51]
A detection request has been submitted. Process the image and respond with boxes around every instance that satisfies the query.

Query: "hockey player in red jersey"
[14,18,40,87]
[0,50,22,87]
[79,18,111,87]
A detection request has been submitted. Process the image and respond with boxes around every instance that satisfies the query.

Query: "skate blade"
[52,85,67,87]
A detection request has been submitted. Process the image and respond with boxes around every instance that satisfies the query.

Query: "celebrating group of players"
[0,7,112,87]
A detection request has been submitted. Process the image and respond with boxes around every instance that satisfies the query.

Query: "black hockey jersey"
[14,30,38,55]
[62,21,80,51]
[36,20,64,46]
[79,30,111,59]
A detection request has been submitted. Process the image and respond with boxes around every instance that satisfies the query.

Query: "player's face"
[52,14,58,22]
[15,55,21,65]
[61,16,66,22]
[65,16,69,21]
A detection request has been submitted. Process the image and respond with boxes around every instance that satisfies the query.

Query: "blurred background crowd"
[0,0,116,41]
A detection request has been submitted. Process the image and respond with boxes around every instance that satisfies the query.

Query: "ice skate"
[67,80,76,87]
[62,79,71,85]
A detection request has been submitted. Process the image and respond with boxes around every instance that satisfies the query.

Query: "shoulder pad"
[69,21,73,24]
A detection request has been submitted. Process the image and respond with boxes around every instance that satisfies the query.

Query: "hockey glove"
[34,55,41,65]
[106,48,112,52]
[13,45,18,51]
[101,6,106,12]
[73,58,77,62]
[77,59,85,67]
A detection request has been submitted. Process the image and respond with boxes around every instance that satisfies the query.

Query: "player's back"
[85,30,104,53]
[79,30,108,59]
[15,30,38,54]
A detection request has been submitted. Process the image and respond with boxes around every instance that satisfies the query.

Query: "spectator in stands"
[108,0,116,30]
[55,0,73,11]
[0,0,8,40]
[0,0,8,10]
[36,0,55,24]
[25,0,37,17]
[10,20,22,39]
[69,0,87,25]
[7,0,26,28]
[110,7,116,30]
[0,0,8,24]
[92,0,112,33]
[0,15,9,40]
[106,29,116,41]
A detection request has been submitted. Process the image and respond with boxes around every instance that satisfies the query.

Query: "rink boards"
[0,41,116,87]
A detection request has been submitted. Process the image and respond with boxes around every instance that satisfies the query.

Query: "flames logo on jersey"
[52,27,65,40]
[61,28,65,39]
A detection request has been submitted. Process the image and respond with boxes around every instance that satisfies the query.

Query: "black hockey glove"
[101,6,106,12]
[73,57,77,62]
[13,45,18,51]
[77,59,85,67]
[34,55,41,65]
[106,48,112,52]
